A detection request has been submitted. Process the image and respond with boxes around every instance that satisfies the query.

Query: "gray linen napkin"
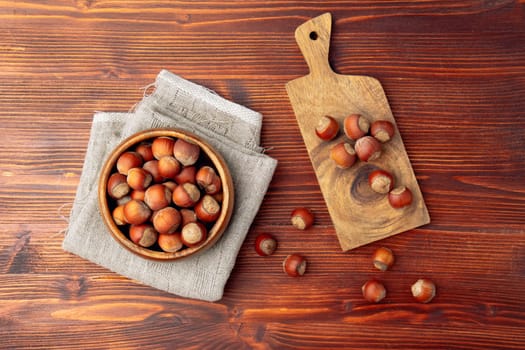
[63,70,277,302]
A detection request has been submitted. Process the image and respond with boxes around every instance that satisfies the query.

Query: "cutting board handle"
[294,13,334,77]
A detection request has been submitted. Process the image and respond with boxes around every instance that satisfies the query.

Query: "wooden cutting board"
[286,13,430,251]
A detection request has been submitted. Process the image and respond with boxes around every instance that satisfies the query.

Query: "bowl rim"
[98,128,234,261]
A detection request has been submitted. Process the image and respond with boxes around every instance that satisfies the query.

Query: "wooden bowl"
[98,128,234,261]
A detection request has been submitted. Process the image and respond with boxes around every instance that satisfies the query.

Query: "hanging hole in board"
[309,31,318,40]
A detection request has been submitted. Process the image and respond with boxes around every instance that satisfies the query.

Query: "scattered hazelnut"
[174,166,196,184]
[344,114,370,140]
[112,205,127,225]
[135,142,154,162]
[330,142,357,169]
[144,184,171,211]
[388,186,413,208]
[158,156,181,179]
[283,254,307,277]
[142,160,164,183]
[362,279,386,303]
[411,279,436,303]
[291,207,314,230]
[107,173,130,199]
[355,136,382,162]
[173,139,200,166]
[123,199,152,225]
[126,167,153,191]
[129,224,158,248]
[372,247,395,271]
[180,208,197,226]
[151,206,181,234]
[172,183,201,208]
[368,169,394,194]
[158,232,184,253]
[370,120,395,143]
[116,151,143,175]
[254,233,277,256]
[181,222,207,247]
[194,194,221,222]
[151,136,175,160]
[315,115,339,141]
[195,166,222,194]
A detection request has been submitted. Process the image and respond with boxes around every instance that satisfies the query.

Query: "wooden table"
[1,1,524,349]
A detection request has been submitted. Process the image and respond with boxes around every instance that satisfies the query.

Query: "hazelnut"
[158,232,184,253]
[254,233,277,256]
[181,222,207,247]
[195,166,222,195]
[158,156,181,179]
[126,167,153,191]
[354,136,382,162]
[173,166,196,184]
[330,142,357,169]
[123,199,151,225]
[135,142,154,162]
[180,209,197,226]
[172,183,201,208]
[116,151,143,175]
[372,247,395,271]
[315,115,339,141]
[370,120,395,143]
[283,254,307,277]
[151,136,175,160]
[130,189,146,201]
[212,192,224,203]
[194,195,221,222]
[411,279,436,303]
[291,207,314,230]
[362,279,386,303]
[151,207,181,234]
[162,181,177,191]
[388,186,413,208]
[344,114,370,140]
[129,224,158,248]
[142,160,164,183]
[144,184,172,211]
[173,139,200,166]
[368,169,394,194]
[107,173,130,199]
[112,205,127,225]
[116,195,131,206]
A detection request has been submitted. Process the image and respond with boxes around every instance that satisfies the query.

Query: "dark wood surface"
[1,1,524,349]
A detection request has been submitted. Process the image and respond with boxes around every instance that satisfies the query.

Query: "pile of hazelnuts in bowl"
[318,113,412,208]
[98,129,234,261]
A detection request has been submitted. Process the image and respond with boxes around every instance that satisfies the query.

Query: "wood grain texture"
[1,1,524,349]
[286,13,430,250]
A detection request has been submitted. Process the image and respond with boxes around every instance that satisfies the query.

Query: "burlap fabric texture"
[63,70,278,302]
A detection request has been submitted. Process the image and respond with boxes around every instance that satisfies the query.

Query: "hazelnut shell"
[355,136,382,162]
[362,279,386,303]
[315,115,339,141]
[255,233,278,256]
[291,207,314,230]
[283,254,307,277]
[370,120,395,143]
[344,114,370,140]
[388,186,413,208]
